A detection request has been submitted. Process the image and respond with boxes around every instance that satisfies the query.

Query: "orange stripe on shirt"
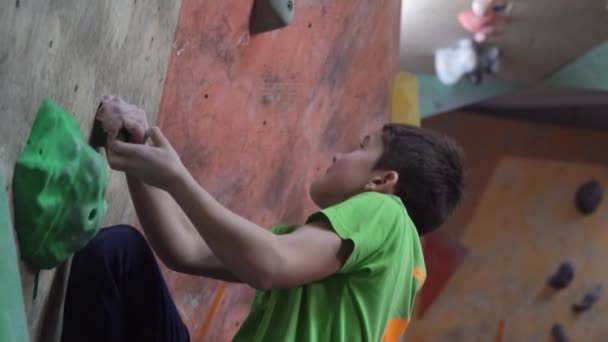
[382,318,410,342]
[413,266,426,284]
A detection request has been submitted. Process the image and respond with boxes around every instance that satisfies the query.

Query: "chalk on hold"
[548,261,575,290]
[89,119,129,150]
[250,0,295,34]
[575,180,603,215]
[89,101,131,149]
[572,284,602,313]
[551,323,569,342]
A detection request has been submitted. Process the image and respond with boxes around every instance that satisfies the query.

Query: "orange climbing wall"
[407,112,608,340]
[155,1,400,340]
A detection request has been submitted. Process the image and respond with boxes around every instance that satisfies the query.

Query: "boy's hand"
[96,95,149,144]
[107,127,188,191]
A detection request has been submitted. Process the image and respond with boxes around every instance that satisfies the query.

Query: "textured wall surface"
[407,113,608,341]
[155,1,399,340]
[0,1,180,339]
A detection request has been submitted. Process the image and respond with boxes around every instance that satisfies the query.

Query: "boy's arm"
[126,174,241,282]
[94,95,240,281]
[169,173,353,290]
[107,127,353,290]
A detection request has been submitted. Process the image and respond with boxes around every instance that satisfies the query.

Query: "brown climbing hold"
[548,261,575,290]
[551,323,569,342]
[575,180,602,215]
[572,284,602,313]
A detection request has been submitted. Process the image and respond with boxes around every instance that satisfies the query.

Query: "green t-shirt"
[233,191,427,342]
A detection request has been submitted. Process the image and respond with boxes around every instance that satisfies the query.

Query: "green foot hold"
[250,0,295,34]
[13,98,108,269]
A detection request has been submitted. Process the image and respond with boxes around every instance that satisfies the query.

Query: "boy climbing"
[61,96,464,342]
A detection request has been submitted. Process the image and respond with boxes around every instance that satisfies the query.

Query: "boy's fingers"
[95,103,103,118]
[106,150,131,172]
[107,137,147,157]
[101,119,121,136]
[148,127,169,148]
[125,121,147,144]
[96,101,110,120]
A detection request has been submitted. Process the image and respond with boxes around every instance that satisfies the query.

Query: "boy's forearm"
[168,172,282,290]
[126,174,214,270]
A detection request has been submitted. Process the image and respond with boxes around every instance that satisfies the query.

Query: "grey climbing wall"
[0,0,180,339]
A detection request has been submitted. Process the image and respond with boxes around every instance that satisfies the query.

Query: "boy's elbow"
[246,258,287,290]
[249,277,274,291]
[246,267,278,290]
[159,251,198,274]
[245,238,286,290]
[163,256,188,274]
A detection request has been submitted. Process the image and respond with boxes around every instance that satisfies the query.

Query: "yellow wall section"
[391,71,420,126]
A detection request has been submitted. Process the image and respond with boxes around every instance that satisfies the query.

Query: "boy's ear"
[364,171,399,193]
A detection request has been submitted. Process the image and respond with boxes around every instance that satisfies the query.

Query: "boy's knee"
[76,225,148,262]
[100,224,146,245]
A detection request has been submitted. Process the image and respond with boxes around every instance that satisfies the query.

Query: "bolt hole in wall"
[74,84,78,93]
[15,0,19,8]
[49,41,53,48]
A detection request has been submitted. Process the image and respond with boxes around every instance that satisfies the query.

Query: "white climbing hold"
[435,39,478,85]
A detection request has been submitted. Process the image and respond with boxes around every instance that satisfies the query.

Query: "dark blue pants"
[61,225,190,342]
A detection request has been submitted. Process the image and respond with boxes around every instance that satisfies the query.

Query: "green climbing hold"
[13,98,108,269]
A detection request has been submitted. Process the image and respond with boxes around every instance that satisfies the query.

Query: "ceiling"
[399,0,608,82]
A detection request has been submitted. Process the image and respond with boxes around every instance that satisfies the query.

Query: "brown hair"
[375,124,464,236]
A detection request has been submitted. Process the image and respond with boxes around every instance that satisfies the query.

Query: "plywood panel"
[416,112,608,317]
[409,157,608,341]
[424,113,608,240]
[408,112,608,340]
